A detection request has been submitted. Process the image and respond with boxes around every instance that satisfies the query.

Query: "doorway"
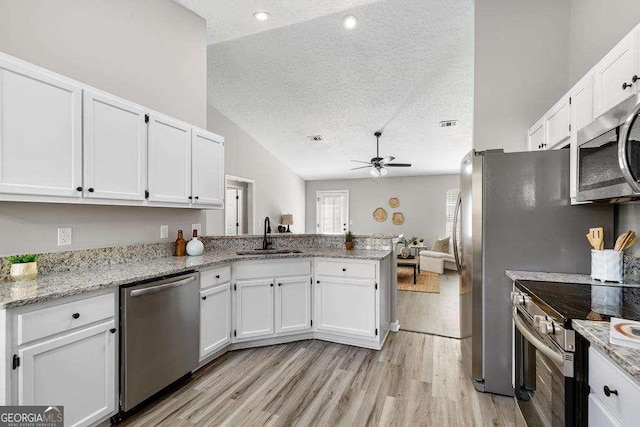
[315,190,349,234]
[224,175,254,236]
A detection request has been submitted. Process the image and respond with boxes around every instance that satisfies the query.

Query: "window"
[445,189,460,237]
[316,190,349,234]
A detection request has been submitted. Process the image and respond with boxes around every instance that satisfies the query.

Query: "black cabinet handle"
[270,283,274,287]
[342,268,347,272]
[72,313,80,319]
[195,196,199,200]
[317,280,320,284]
[202,296,207,300]
[110,328,117,334]
[76,186,83,191]
[88,188,95,193]
[633,75,639,83]
[188,196,193,200]
[623,82,633,90]
[603,385,618,397]
[278,283,282,287]
[216,275,220,279]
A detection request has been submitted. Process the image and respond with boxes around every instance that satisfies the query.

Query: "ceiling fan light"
[370,168,379,177]
[380,168,388,176]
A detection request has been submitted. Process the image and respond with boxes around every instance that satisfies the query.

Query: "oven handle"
[129,276,196,297]
[618,101,640,193]
[512,307,564,365]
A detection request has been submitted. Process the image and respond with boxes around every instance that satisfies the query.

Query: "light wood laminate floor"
[120,331,513,426]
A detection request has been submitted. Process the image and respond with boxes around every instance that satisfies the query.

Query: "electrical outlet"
[192,223,202,236]
[160,225,169,239]
[58,228,72,246]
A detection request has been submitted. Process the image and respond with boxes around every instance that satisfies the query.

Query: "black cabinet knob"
[88,188,95,193]
[76,186,83,191]
[202,296,207,300]
[110,328,117,334]
[278,283,282,287]
[603,385,618,397]
[188,196,193,200]
[216,275,220,279]
[633,75,639,83]
[195,196,199,200]
[270,283,274,287]
[316,280,320,284]
[72,313,80,319]
[342,268,347,272]
[623,82,633,90]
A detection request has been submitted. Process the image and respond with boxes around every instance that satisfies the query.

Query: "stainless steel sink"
[235,249,303,255]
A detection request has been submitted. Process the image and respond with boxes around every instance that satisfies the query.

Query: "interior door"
[0,58,82,197]
[192,128,224,207]
[83,90,147,201]
[316,190,349,234]
[147,114,191,204]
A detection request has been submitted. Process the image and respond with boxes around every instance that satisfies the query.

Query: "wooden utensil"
[615,230,637,251]
[614,231,630,251]
[586,233,599,250]
[589,227,604,251]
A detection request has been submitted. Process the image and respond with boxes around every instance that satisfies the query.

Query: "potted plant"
[419,238,424,246]
[411,236,418,245]
[345,231,355,250]
[7,254,39,282]
[398,237,412,258]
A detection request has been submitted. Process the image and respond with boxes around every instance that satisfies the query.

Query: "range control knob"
[510,291,529,306]
[538,320,554,335]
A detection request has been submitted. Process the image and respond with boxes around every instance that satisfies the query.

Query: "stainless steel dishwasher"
[120,272,199,412]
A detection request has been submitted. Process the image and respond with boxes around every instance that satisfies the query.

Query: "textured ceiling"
[201,0,474,180]
[175,0,382,44]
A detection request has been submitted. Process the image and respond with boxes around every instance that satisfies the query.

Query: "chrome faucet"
[262,217,272,250]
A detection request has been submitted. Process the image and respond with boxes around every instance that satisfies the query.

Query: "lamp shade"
[281,214,294,225]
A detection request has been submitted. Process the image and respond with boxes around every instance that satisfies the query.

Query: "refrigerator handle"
[452,192,462,275]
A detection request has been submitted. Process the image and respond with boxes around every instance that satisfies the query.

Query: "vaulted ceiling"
[177,0,474,180]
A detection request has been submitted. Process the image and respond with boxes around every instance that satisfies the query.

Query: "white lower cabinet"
[275,276,312,334]
[314,277,377,338]
[199,283,231,360]
[234,278,274,340]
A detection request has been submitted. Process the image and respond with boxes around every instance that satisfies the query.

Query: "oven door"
[577,98,640,202]
[513,306,569,427]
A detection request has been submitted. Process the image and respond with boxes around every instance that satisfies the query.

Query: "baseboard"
[389,320,400,332]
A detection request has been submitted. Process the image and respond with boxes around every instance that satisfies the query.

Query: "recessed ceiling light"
[253,11,270,21]
[343,15,359,30]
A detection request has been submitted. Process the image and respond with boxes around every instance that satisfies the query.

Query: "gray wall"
[474,0,571,153]
[206,106,306,235]
[0,0,208,256]
[305,175,459,245]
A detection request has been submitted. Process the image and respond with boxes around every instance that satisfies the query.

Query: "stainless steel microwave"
[577,94,640,203]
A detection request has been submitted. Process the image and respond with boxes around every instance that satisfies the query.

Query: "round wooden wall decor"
[389,197,400,208]
[373,207,388,222]
[392,212,405,225]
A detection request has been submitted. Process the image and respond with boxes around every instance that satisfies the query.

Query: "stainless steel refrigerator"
[456,149,614,396]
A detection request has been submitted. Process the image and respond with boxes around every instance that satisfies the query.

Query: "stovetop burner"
[515,280,640,328]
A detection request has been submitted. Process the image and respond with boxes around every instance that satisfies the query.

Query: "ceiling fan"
[351,131,412,177]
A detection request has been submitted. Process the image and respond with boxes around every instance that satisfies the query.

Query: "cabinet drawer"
[315,260,376,279]
[17,293,115,345]
[589,347,640,426]
[235,259,311,280]
[200,265,231,289]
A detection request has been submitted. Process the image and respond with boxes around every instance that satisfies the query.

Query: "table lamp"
[281,214,293,233]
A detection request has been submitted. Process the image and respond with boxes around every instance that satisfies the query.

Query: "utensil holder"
[591,249,624,283]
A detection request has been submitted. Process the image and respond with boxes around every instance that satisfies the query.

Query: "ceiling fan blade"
[380,156,395,164]
[350,165,372,170]
[385,163,412,167]
[351,160,372,164]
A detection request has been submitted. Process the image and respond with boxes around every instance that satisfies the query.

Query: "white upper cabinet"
[0,57,82,197]
[569,72,594,200]
[275,276,312,334]
[147,114,192,204]
[528,117,546,151]
[593,27,639,118]
[192,129,224,207]
[545,93,571,149]
[83,90,147,201]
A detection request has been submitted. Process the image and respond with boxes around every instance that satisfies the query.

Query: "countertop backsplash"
[0,234,398,282]
[625,255,640,306]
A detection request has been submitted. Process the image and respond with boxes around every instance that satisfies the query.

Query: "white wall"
[206,106,306,235]
[474,0,571,153]
[305,175,459,245]
[0,0,208,255]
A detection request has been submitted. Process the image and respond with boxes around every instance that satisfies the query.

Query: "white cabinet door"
[545,93,571,149]
[147,114,191,204]
[192,128,224,207]
[18,320,117,427]
[275,276,311,334]
[83,90,146,201]
[569,72,594,200]
[234,279,274,340]
[0,58,82,197]
[200,283,231,359]
[315,277,377,338]
[589,395,622,427]
[528,117,545,151]
[593,28,639,118]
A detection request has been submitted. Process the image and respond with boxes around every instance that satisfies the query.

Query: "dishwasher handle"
[129,276,197,297]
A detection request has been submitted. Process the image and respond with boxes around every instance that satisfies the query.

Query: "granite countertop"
[0,248,391,309]
[505,270,640,288]
[573,320,640,384]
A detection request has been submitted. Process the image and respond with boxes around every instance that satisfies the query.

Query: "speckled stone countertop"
[0,248,391,309]
[505,270,640,288]
[573,320,640,384]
